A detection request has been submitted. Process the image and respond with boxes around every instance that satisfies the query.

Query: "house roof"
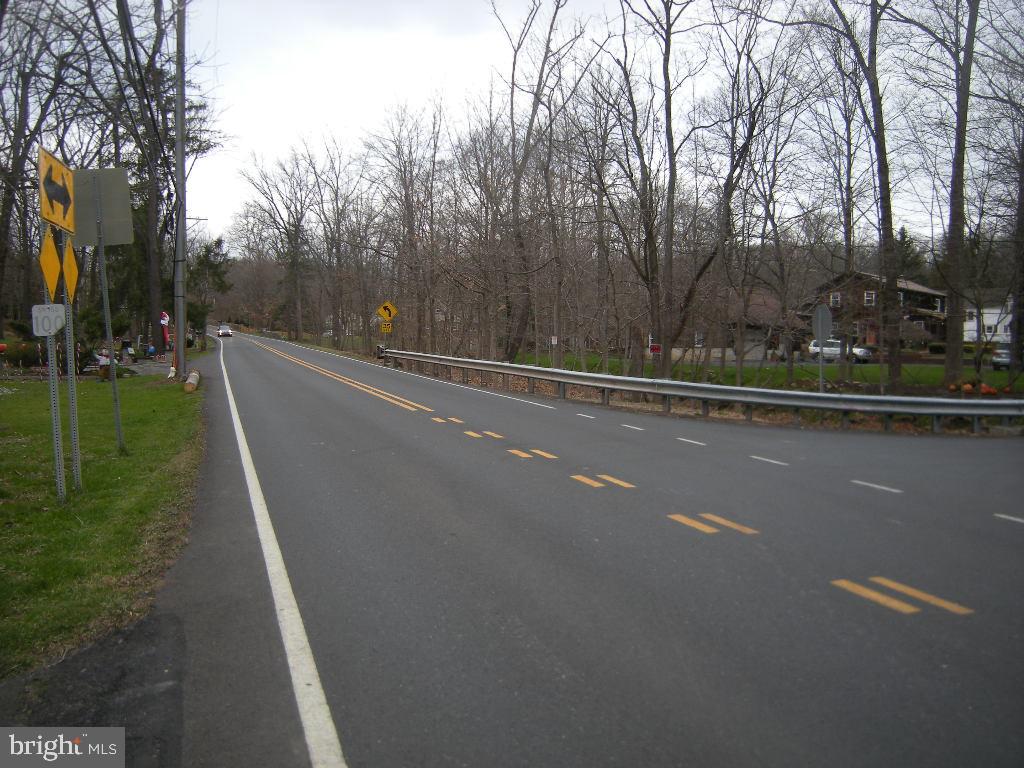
[727,288,807,330]
[854,271,947,297]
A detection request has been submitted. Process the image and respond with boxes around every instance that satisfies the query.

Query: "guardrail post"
[502,373,509,390]
[744,404,753,421]
[602,388,610,406]
[528,377,535,394]
[462,367,469,384]
[841,411,850,430]
[663,395,672,413]
[558,381,566,399]
[792,408,801,426]
[701,400,709,418]
[932,415,942,434]
[972,415,981,434]
[884,414,893,432]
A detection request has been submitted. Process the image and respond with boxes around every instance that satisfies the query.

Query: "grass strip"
[0,374,203,678]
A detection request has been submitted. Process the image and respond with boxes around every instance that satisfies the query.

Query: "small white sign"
[32,304,66,337]
[551,336,558,346]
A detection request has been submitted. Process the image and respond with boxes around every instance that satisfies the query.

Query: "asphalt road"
[193,333,1024,767]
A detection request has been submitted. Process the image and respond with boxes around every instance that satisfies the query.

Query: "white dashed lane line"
[621,424,645,431]
[750,455,789,467]
[850,479,903,494]
[577,413,596,419]
[676,437,707,446]
[994,513,1024,525]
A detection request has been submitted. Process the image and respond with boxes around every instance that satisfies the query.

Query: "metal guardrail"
[380,347,1024,434]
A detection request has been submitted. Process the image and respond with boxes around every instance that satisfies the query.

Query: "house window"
[985,325,996,335]
[864,291,876,307]
[934,297,943,311]
[898,291,904,305]
[829,292,841,308]
[1005,324,1012,334]
[966,310,976,321]
[694,331,705,348]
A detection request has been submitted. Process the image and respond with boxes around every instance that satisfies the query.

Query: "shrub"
[2,342,44,367]
[928,342,946,355]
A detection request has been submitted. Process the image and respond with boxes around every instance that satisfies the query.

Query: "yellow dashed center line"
[868,577,973,615]
[483,431,504,439]
[464,431,483,438]
[571,475,605,488]
[251,340,433,412]
[530,449,558,459]
[699,513,757,534]
[831,579,920,614]
[667,514,719,534]
[431,417,447,423]
[508,449,533,458]
[448,417,465,424]
[597,474,634,488]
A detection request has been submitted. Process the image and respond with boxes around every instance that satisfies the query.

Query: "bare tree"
[241,150,316,341]
[890,0,981,386]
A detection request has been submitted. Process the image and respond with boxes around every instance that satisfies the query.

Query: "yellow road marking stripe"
[667,514,719,534]
[571,474,605,488]
[432,417,447,423]
[508,449,533,458]
[252,341,434,412]
[483,431,504,439]
[869,577,973,615]
[699,513,758,534]
[597,474,634,488]
[448,417,464,424]
[831,580,920,614]
[531,449,558,459]
[464,431,483,438]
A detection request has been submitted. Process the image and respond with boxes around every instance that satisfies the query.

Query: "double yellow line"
[251,340,433,413]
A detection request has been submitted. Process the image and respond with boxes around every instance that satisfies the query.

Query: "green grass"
[0,374,204,678]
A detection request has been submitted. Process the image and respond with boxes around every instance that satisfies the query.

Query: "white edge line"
[850,479,904,494]
[621,424,645,431]
[750,455,789,466]
[577,413,596,419]
[676,437,707,446]
[220,342,348,768]
[994,513,1024,525]
[261,336,557,410]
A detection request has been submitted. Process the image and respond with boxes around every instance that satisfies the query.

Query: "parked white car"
[991,344,1012,371]
[807,339,874,363]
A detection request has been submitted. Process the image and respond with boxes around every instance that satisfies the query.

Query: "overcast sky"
[187,0,556,240]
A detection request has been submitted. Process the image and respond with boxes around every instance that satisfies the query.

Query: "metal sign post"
[812,304,833,394]
[93,173,125,453]
[74,167,133,454]
[59,233,82,490]
[33,300,67,503]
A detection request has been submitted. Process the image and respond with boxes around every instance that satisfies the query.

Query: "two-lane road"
[196,333,1024,767]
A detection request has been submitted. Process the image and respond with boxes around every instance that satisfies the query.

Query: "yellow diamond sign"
[39,148,75,234]
[376,301,398,320]
[63,237,79,302]
[39,226,61,301]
